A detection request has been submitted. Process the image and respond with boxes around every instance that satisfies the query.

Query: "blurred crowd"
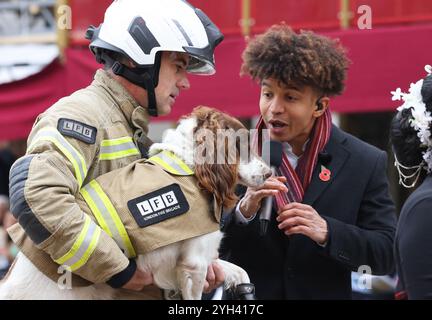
[0,140,25,279]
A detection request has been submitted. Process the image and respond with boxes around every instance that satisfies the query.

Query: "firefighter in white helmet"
[8,0,224,298]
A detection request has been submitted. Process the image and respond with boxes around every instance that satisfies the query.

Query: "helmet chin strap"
[102,52,161,117]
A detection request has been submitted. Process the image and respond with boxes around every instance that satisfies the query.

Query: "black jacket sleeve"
[323,151,396,275]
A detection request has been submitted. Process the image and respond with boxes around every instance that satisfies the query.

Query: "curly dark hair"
[240,24,350,96]
[390,74,432,167]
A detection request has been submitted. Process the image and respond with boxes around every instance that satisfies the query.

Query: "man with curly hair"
[221,25,397,299]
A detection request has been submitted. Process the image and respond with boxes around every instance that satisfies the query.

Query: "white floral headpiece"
[391,65,432,177]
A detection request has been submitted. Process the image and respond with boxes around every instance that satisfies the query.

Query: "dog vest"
[77,150,222,257]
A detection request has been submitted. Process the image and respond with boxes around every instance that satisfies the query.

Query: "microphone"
[259,140,283,236]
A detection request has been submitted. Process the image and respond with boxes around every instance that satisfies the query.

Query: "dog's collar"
[148,151,194,176]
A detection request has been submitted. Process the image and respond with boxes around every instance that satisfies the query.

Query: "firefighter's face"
[154,52,191,116]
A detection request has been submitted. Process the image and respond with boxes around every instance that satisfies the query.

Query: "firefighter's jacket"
[78,151,221,256]
[11,151,221,293]
[8,70,152,286]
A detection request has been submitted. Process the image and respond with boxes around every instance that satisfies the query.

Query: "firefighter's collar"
[95,70,149,134]
[148,151,194,176]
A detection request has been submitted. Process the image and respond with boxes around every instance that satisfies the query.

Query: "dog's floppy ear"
[192,107,239,209]
[195,161,238,209]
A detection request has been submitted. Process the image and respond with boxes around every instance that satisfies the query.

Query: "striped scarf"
[254,109,332,210]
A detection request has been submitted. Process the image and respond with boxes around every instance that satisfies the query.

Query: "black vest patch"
[57,118,97,144]
[127,183,189,227]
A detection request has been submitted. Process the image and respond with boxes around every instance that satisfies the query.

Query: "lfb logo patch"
[58,118,97,144]
[128,184,189,227]
[136,190,178,216]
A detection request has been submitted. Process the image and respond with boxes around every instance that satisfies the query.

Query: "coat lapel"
[302,126,350,206]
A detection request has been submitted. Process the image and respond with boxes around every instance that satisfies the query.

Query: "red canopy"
[1,24,432,140]
[69,0,432,41]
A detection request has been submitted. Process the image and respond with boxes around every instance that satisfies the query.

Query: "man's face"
[259,78,325,150]
[155,52,191,116]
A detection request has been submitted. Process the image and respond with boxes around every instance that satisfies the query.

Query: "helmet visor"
[187,56,215,75]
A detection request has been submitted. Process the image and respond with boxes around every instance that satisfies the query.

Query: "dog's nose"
[264,171,272,179]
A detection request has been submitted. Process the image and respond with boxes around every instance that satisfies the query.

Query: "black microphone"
[259,141,283,236]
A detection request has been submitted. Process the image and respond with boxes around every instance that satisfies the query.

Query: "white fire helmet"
[86,0,224,75]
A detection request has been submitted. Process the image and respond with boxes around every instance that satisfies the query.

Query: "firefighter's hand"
[122,268,154,291]
[203,261,225,293]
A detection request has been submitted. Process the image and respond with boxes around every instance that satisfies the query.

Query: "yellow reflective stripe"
[29,127,88,187]
[68,228,101,271]
[99,136,140,160]
[99,149,140,160]
[80,186,112,238]
[162,151,194,175]
[148,151,194,176]
[55,216,91,265]
[150,156,181,175]
[91,181,136,257]
[80,180,136,258]
[54,215,100,271]
[101,137,134,147]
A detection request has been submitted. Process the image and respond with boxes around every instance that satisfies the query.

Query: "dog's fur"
[0,107,271,300]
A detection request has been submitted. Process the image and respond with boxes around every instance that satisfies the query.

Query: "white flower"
[391,88,403,101]
[395,65,432,173]
[408,80,424,102]
[423,149,432,172]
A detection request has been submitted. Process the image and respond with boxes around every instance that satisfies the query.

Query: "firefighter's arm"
[9,123,135,286]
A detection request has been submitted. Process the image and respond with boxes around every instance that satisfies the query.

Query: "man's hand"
[122,268,154,291]
[240,176,288,218]
[203,261,225,294]
[276,202,328,245]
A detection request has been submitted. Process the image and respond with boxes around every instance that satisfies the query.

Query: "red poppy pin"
[319,165,331,182]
